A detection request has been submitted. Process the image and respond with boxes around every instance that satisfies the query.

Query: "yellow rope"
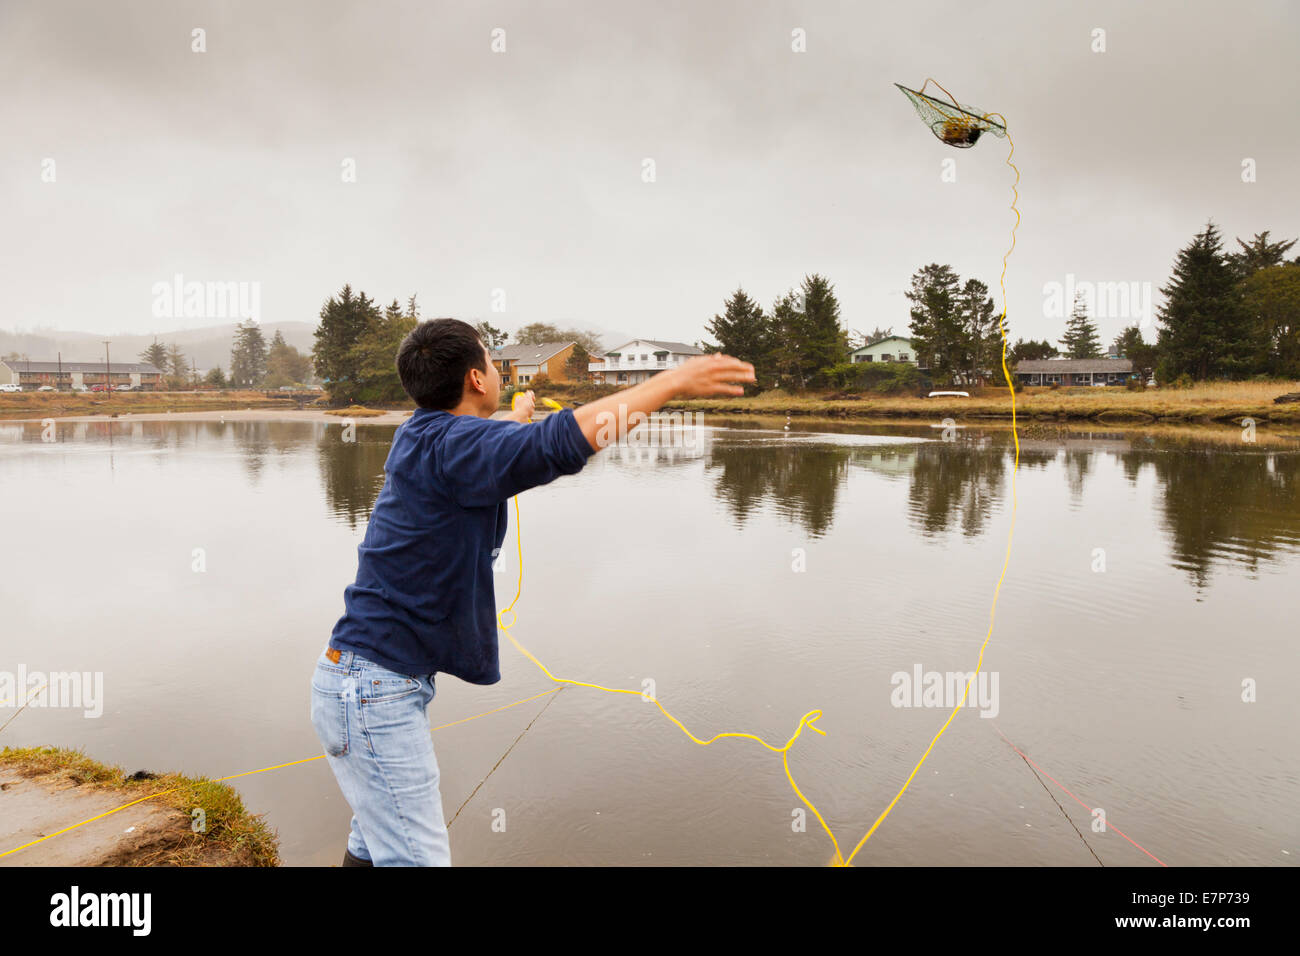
[838,126,1020,865]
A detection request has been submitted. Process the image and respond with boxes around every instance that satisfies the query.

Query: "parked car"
[90,384,110,392]
[0,383,22,393]
[113,384,133,391]
[37,385,56,391]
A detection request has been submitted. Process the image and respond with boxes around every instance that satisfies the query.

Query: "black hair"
[396,318,488,410]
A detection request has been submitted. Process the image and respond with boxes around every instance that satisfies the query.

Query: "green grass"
[0,745,280,866]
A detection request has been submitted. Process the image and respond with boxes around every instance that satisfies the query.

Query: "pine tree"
[564,344,591,380]
[1060,293,1102,358]
[1112,325,1158,379]
[906,263,963,384]
[266,330,311,387]
[1242,263,1300,377]
[230,320,268,387]
[166,343,188,377]
[353,298,417,404]
[957,278,1002,383]
[705,288,771,387]
[140,341,168,372]
[204,366,227,388]
[1156,222,1258,380]
[312,285,378,402]
[1009,338,1057,363]
[474,321,509,350]
[798,274,847,387]
[1228,230,1297,280]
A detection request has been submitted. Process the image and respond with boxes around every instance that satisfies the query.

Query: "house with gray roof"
[488,341,581,386]
[589,339,705,385]
[1014,357,1135,387]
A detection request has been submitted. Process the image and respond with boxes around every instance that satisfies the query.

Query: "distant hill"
[1,321,658,372]
[0,322,318,372]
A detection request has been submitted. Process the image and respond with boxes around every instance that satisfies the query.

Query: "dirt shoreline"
[0,746,279,867]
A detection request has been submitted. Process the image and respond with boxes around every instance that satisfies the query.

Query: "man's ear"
[465,367,486,396]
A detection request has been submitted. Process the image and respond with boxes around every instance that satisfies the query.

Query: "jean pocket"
[310,671,350,757]
[358,667,423,704]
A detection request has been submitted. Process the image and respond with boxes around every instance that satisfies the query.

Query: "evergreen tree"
[140,340,168,371]
[906,263,963,384]
[957,278,1002,382]
[1009,338,1057,363]
[705,288,771,388]
[1156,222,1258,380]
[1060,293,1102,358]
[204,366,227,388]
[474,321,509,350]
[1228,230,1297,280]
[166,343,188,377]
[265,330,312,387]
[1113,325,1159,378]
[767,291,805,389]
[353,297,418,404]
[313,285,378,402]
[1242,263,1300,377]
[797,274,847,387]
[230,320,268,387]
[564,344,590,380]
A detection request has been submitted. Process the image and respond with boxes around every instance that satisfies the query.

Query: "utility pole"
[57,351,62,391]
[103,340,111,392]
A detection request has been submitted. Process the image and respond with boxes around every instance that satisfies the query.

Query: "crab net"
[895,81,1006,148]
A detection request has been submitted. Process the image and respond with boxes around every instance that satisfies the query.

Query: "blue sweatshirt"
[328,407,596,683]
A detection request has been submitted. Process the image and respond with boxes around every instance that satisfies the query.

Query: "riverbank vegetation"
[0,745,279,866]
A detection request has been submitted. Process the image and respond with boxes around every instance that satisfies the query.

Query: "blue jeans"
[309,646,452,866]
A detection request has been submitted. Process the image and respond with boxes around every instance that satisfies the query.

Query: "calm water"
[2,415,1297,866]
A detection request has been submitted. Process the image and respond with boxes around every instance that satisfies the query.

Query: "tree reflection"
[706,441,851,538]
[315,424,397,529]
[1122,445,1300,588]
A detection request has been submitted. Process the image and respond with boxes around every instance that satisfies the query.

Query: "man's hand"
[508,390,536,423]
[665,354,756,398]
[572,352,756,452]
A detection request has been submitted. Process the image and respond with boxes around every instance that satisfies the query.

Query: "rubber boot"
[342,848,373,867]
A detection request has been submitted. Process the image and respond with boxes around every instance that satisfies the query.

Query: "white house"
[590,339,704,385]
[849,335,917,365]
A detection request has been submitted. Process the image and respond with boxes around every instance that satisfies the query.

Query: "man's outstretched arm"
[572,354,755,451]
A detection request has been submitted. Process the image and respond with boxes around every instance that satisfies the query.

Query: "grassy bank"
[0,389,326,420]
[0,745,280,866]
[664,381,1300,425]
[8,380,1298,427]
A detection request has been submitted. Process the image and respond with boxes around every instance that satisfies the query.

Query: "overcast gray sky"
[2,0,1297,349]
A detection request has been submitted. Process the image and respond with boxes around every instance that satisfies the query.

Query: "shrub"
[529,373,552,390]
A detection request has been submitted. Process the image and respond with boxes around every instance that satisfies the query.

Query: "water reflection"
[1130,446,1300,588]
[706,440,852,538]
[4,419,1298,590]
[315,424,397,529]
